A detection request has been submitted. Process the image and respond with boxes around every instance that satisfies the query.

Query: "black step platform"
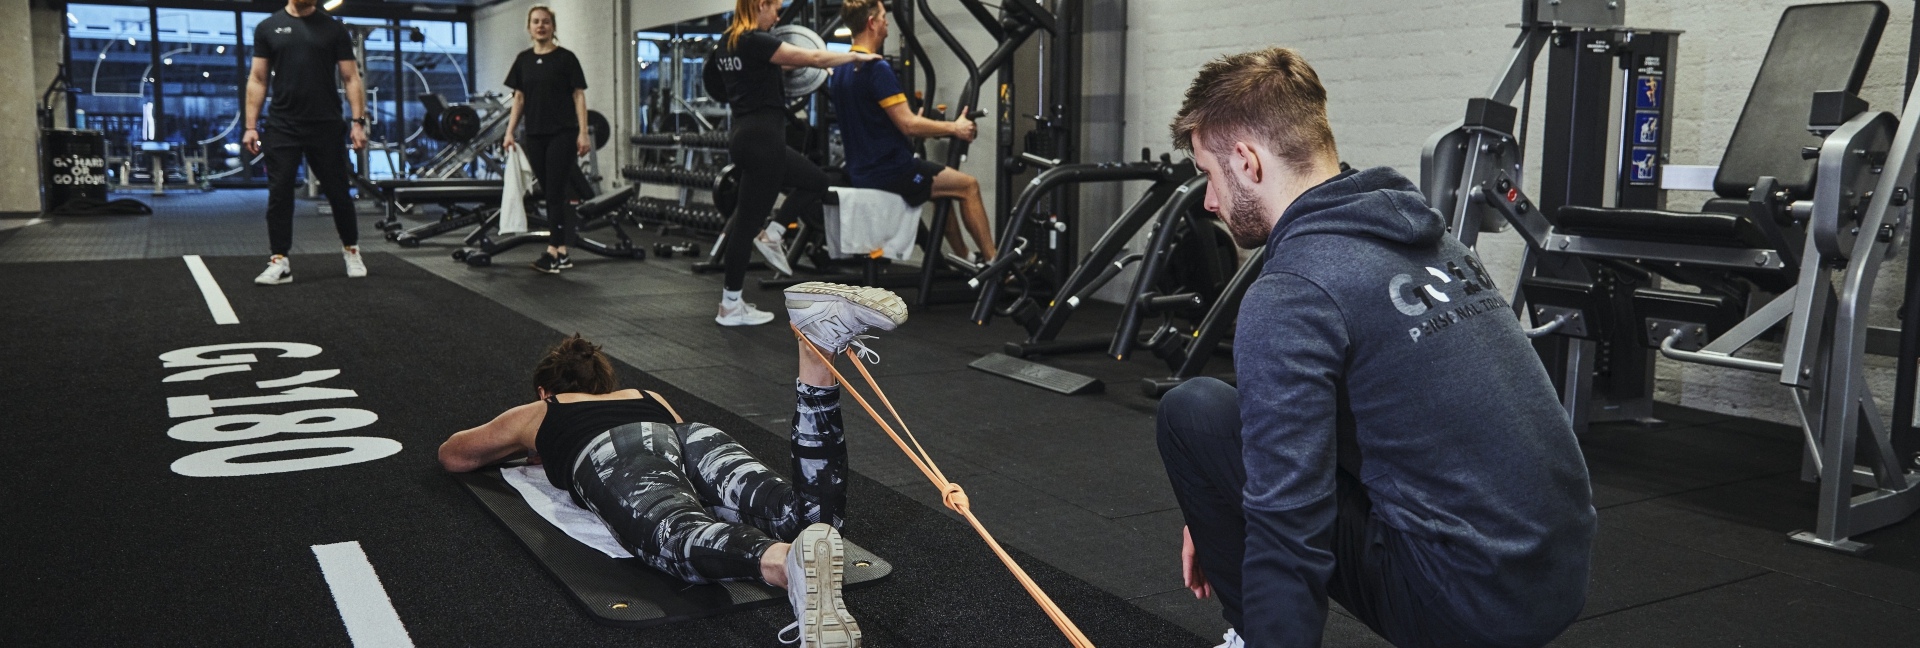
[969,352,1105,395]
[456,467,892,628]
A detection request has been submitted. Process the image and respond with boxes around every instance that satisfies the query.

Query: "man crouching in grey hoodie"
[1157,47,1595,648]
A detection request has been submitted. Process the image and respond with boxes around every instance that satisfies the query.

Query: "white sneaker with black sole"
[778,524,860,648]
[715,298,777,326]
[254,255,292,285]
[343,246,367,278]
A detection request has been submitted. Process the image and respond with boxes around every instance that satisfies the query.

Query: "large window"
[69,4,471,186]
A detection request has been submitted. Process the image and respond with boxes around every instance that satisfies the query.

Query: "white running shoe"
[716,298,777,326]
[343,246,368,278]
[778,524,861,648]
[755,224,795,276]
[784,282,907,359]
[1214,629,1244,648]
[254,255,292,285]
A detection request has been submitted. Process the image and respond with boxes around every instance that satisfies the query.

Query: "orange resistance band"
[793,325,1095,648]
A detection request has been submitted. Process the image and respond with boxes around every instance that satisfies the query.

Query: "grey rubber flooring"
[6,190,1920,646]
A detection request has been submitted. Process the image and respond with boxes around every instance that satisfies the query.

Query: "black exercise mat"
[455,467,891,627]
[0,252,1207,647]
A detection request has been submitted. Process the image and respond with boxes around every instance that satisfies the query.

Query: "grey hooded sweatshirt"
[1234,166,1594,647]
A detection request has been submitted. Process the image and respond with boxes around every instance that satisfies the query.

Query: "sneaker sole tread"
[785,283,908,327]
[798,528,859,648]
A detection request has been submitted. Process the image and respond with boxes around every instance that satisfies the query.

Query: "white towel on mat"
[500,465,634,559]
[824,187,922,261]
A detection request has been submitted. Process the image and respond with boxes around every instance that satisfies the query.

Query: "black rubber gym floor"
[8,195,1920,646]
[0,253,1204,647]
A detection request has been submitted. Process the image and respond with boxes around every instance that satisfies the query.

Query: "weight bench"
[453,185,647,267]
[386,183,507,247]
[372,178,503,233]
[456,466,891,627]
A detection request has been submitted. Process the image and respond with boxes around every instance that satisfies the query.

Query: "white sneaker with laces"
[343,246,368,278]
[1214,628,1244,648]
[254,255,292,285]
[716,298,777,326]
[777,524,860,648]
[755,224,795,276]
[784,283,908,360]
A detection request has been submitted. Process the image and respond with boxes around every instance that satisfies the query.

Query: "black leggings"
[263,120,357,255]
[724,110,826,290]
[522,133,582,248]
[570,381,847,583]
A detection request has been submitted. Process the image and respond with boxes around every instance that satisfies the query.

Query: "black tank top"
[534,394,676,490]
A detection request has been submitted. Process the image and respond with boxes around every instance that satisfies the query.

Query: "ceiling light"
[203,71,210,78]
[128,37,136,46]
[66,12,77,26]
[324,0,344,10]
[832,26,852,38]
[216,45,225,54]
[163,58,172,65]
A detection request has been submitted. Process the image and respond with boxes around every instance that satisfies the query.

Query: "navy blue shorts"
[878,158,947,207]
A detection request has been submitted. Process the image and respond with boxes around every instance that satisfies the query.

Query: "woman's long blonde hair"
[723,0,771,50]
[527,5,558,45]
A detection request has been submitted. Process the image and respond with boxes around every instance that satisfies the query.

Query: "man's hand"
[242,129,260,155]
[349,122,368,152]
[1182,525,1212,599]
[951,105,977,143]
[576,131,592,156]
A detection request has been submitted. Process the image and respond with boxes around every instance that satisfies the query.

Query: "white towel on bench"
[824,187,922,261]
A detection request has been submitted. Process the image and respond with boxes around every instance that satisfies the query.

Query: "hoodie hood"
[1266,166,1445,249]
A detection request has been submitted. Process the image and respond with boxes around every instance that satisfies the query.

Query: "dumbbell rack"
[623,131,748,271]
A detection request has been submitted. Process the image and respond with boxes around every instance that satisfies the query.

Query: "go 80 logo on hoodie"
[1389,254,1507,343]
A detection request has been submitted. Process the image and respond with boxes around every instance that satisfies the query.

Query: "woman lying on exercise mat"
[437,282,908,648]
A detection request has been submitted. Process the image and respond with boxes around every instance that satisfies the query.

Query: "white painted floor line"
[312,541,416,648]
[182,255,239,325]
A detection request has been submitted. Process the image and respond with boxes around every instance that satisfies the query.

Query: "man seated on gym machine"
[1156,48,1595,648]
[829,0,996,262]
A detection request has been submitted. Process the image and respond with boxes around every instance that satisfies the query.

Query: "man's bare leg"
[931,167,997,261]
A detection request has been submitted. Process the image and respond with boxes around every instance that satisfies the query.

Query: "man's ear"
[1233,141,1264,184]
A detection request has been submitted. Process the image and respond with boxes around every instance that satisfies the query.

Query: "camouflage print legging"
[570,381,847,584]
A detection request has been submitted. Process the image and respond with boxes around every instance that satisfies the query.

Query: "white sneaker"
[778,524,860,648]
[785,282,907,359]
[716,298,777,326]
[254,255,292,285]
[1214,629,1243,648]
[755,225,795,276]
[343,246,368,278]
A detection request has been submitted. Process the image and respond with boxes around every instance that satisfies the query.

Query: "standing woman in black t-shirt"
[705,0,879,326]
[502,5,591,274]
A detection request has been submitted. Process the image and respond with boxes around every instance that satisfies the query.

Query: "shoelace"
[778,621,801,644]
[845,334,881,364]
[791,323,1094,647]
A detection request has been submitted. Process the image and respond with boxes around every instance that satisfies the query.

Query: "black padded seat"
[576,185,636,218]
[1555,204,1771,249]
[392,185,503,203]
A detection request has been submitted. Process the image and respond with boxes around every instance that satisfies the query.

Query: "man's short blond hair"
[841,0,884,36]
[1170,47,1337,174]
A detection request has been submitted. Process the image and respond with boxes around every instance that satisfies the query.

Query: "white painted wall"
[1122,0,1915,425]
[1,0,47,213]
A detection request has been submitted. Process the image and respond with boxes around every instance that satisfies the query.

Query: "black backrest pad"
[1714,1,1887,198]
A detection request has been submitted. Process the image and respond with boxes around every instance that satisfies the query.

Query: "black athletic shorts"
[879,158,946,207]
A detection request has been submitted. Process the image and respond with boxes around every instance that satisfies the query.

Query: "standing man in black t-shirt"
[244,0,368,286]
[501,5,590,275]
